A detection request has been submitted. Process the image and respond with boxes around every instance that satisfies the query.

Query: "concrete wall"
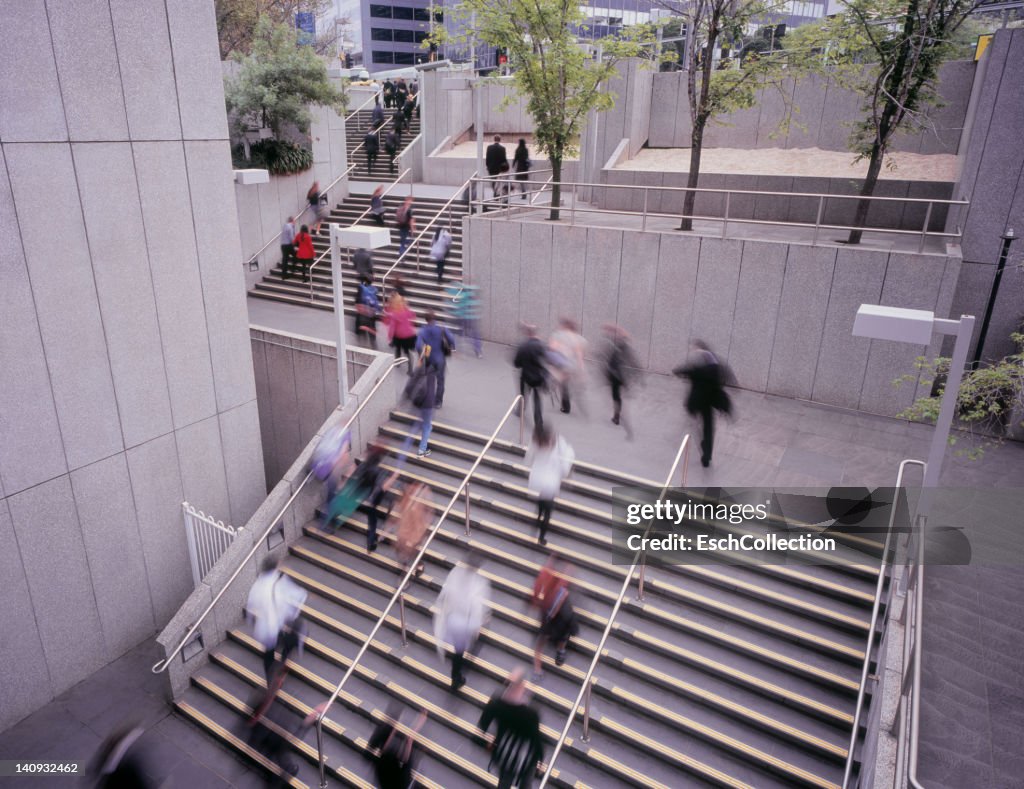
[647,60,975,154]
[235,104,350,290]
[155,349,407,701]
[421,67,475,156]
[250,327,387,487]
[948,29,1024,363]
[0,0,265,733]
[597,169,955,232]
[464,217,960,416]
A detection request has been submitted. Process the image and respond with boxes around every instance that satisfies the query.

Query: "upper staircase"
[347,109,422,181]
[174,410,881,788]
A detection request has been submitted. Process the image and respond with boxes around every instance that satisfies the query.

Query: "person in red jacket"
[293,224,315,283]
[383,292,417,366]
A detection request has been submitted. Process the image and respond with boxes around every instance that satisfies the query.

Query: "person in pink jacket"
[384,292,417,367]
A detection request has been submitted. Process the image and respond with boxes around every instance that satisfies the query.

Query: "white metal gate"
[182,501,240,587]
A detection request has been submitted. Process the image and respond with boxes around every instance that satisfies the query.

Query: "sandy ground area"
[621,146,958,181]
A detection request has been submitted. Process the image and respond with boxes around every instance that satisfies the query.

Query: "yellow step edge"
[175,701,308,788]
[309,526,850,755]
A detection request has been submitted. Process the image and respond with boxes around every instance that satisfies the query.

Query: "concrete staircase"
[249,192,468,326]
[174,411,881,788]
[347,109,422,181]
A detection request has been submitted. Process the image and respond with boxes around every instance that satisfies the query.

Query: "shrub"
[232,139,313,175]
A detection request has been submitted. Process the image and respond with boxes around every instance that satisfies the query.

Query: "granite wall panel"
[691,238,742,359]
[649,235,701,373]
[219,400,268,528]
[166,0,230,141]
[549,225,589,335]
[488,222,523,345]
[728,241,787,392]
[581,228,624,343]
[0,0,67,142]
[518,223,554,335]
[175,416,232,529]
[617,232,661,368]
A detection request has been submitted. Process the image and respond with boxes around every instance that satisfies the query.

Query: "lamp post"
[972,228,1017,368]
[853,305,976,517]
[330,223,393,406]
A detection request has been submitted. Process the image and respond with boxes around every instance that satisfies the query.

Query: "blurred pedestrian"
[280,216,296,279]
[446,281,482,358]
[368,703,428,789]
[88,724,152,788]
[385,128,399,174]
[395,78,409,109]
[402,94,416,124]
[247,689,326,788]
[364,129,380,174]
[246,556,308,686]
[514,323,548,429]
[392,106,406,138]
[526,425,574,546]
[389,481,431,576]
[384,292,417,365]
[293,224,315,283]
[354,247,374,282]
[548,318,587,415]
[311,424,353,519]
[429,226,453,285]
[512,139,531,198]
[477,667,544,789]
[434,551,490,690]
[673,340,733,468]
[355,276,381,348]
[370,186,387,226]
[307,181,326,235]
[371,95,385,128]
[383,78,395,109]
[601,324,638,440]
[403,349,440,457]
[530,555,577,678]
[395,196,415,256]
[416,310,456,408]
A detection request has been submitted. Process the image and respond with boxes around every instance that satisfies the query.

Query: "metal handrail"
[841,458,926,789]
[307,168,412,301]
[380,171,477,296]
[152,357,409,675]
[901,512,928,789]
[343,89,382,123]
[315,393,525,789]
[243,162,358,269]
[349,93,419,160]
[537,432,691,788]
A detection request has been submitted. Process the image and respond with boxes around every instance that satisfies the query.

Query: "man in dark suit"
[485,135,508,201]
[673,340,733,467]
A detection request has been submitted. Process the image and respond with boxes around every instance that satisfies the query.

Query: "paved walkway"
[3,297,1020,786]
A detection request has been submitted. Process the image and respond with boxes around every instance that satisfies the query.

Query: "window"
[394,29,415,42]
[415,30,429,43]
[433,9,443,22]
[394,52,415,64]
[414,7,430,21]
[371,27,393,40]
[373,50,395,63]
[369,4,391,17]
[392,5,414,19]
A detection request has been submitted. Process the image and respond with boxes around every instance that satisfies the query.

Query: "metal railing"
[343,89,382,124]
[349,93,419,162]
[469,176,970,253]
[307,168,412,302]
[182,502,239,588]
[537,432,691,788]
[842,459,926,789]
[152,357,409,675]
[315,393,525,788]
[243,163,358,270]
[380,171,477,297]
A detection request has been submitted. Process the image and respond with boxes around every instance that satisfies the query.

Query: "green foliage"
[216,0,342,58]
[894,332,1024,459]
[232,138,314,174]
[225,17,346,140]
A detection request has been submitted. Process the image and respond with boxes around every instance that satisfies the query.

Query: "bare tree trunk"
[549,157,562,222]
[846,139,885,245]
[680,123,704,231]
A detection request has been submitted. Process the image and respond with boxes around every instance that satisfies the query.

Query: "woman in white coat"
[434,551,490,690]
[526,425,575,546]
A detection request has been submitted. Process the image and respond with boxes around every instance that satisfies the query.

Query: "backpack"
[404,366,436,409]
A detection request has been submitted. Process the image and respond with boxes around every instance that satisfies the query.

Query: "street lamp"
[972,228,1017,368]
[329,223,392,406]
[853,305,976,516]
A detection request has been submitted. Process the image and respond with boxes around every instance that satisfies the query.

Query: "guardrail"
[307,168,412,303]
[470,176,969,253]
[315,393,525,788]
[380,171,477,297]
[537,431,691,788]
[842,459,925,789]
[152,357,409,676]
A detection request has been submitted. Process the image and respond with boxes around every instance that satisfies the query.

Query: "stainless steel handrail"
[307,168,412,301]
[344,89,382,123]
[380,171,477,297]
[243,163,358,269]
[152,357,409,675]
[315,393,525,788]
[537,432,691,788]
[841,458,926,789]
[901,511,928,789]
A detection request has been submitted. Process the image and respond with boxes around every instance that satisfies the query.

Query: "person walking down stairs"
[245,556,308,686]
[385,128,399,175]
[525,425,574,547]
[395,196,416,256]
[416,310,456,408]
[402,349,440,457]
[384,292,417,365]
[355,276,381,348]
[369,186,387,226]
[429,226,453,285]
[530,555,579,680]
[367,702,427,789]
[477,667,545,789]
[434,551,490,691]
[363,128,380,175]
[371,95,385,128]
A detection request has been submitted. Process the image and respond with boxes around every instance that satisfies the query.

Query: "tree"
[653,0,793,231]
[215,0,346,59]
[430,0,661,220]
[225,17,346,144]
[794,0,983,244]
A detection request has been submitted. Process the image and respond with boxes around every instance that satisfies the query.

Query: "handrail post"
[570,185,576,226]
[317,717,328,788]
[464,483,471,535]
[642,188,649,231]
[812,195,825,246]
[636,559,646,601]
[398,590,408,647]
[722,192,730,239]
[581,680,593,742]
[918,201,933,254]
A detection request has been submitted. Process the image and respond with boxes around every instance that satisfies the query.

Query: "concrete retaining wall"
[464,216,961,417]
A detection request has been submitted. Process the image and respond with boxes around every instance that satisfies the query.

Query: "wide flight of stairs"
[347,108,422,181]
[249,192,468,327]
[174,410,884,788]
